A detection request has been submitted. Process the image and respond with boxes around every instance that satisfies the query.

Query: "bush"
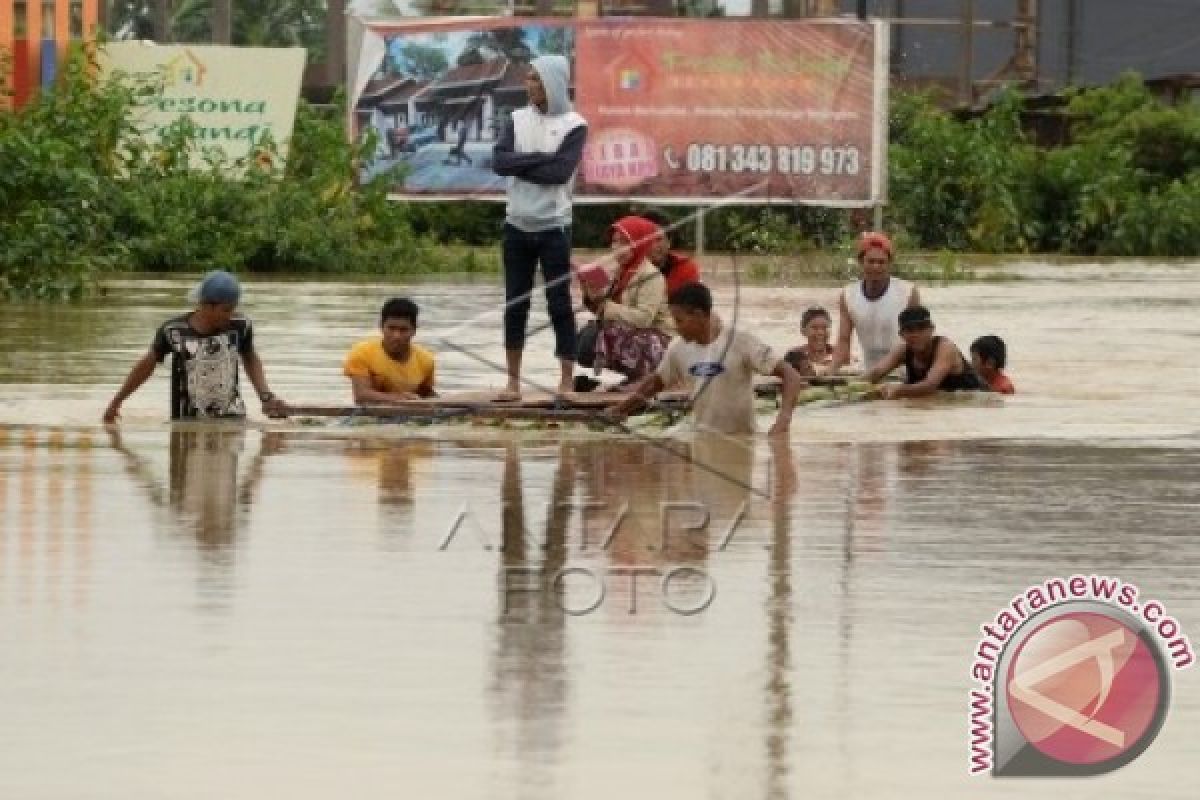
[890,90,1042,253]
[0,47,454,298]
[6,56,1200,302]
[889,76,1200,257]
[0,47,136,297]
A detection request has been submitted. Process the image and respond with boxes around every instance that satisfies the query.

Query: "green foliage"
[107,96,451,275]
[889,90,1041,253]
[395,43,451,80]
[8,60,1200,302]
[0,50,453,298]
[0,47,136,298]
[111,0,327,61]
[889,76,1200,257]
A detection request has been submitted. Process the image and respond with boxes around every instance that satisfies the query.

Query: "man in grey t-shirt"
[607,283,803,435]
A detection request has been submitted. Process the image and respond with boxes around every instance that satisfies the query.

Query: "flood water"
[1,264,1198,798]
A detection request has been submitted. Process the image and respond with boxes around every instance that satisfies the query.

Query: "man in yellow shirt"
[343,298,436,404]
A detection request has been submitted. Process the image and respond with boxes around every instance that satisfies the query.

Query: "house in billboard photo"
[414,56,531,146]
[355,74,435,157]
[355,56,527,177]
[355,25,576,193]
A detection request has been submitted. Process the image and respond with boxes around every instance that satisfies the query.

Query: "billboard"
[98,43,307,169]
[349,17,888,206]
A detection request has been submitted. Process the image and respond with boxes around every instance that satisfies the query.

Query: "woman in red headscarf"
[577,215,675,389]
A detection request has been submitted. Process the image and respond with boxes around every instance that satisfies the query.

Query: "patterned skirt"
[595,322,671,380]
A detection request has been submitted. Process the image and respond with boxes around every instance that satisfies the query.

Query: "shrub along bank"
[3,52,1199,299]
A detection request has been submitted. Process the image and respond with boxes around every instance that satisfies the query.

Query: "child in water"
[784,307,836,377]
[970,335,1015,394]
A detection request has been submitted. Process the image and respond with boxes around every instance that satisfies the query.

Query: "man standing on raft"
[492,55,588,400]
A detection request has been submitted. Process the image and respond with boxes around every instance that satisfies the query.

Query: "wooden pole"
[152,0,170,43]
[211,0,231,45]
[0,0,13,109]
[959,0,974,106]
[27,0,42,91]
[1014,0,1038,85]
[1065,0,1078,85]
[54,0,69,69]
[82,0,98,38]
[327,0,346,92]
[282,406,625,422]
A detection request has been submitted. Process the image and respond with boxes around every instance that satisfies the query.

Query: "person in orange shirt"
[640,210,702,296]
[970,335,1015,394]
[343,298,436,404]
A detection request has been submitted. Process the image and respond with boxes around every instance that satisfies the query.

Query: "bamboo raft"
[281,375,868,423]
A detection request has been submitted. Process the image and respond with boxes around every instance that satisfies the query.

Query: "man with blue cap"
[103,270,287,422]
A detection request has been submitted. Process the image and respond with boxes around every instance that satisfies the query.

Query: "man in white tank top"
[831,231,921,373]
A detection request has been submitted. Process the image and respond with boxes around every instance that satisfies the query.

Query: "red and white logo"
[1006,611,1163,766]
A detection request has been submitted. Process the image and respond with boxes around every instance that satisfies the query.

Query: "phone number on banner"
[683,144,862,176]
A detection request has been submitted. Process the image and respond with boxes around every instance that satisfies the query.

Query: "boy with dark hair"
[103,270,286,422]
[343,298,436,404]
[608,282,802,435]
[970,335,1015,394]
[639,209,702,296]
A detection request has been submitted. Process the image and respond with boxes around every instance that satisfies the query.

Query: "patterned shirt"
[152,314,254,419]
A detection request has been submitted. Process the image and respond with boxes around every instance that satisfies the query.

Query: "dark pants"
[502,223,577,360]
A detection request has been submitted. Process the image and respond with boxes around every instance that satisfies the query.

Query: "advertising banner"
[350,17,887,206]
[98,43,307,168]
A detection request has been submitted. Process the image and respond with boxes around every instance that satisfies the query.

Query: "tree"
[398,43,449,80]
[535,26,571,58]
[167,0,327,61]
[457,48,485,68]
[461,28,531,64]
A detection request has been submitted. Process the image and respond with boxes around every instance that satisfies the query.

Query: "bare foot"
[494,383,522,403]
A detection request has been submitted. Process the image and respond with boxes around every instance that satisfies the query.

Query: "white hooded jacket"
[492,55,588,232]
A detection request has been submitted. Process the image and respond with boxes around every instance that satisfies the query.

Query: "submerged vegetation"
[3,49,1200,299]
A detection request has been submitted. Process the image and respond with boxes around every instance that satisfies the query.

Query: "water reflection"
[0,428,96,610]
[765,437,796,800]
[0,423,1197,797]
[1,267,1200,797]
[490,442,574,796]
[106,428,279,585]
[341,440,434,538]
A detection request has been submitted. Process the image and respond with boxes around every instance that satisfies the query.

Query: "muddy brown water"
[1,264,1197,798]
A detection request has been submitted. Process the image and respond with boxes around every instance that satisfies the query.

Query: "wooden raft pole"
[277,373,868,421]
[282,405,620,422]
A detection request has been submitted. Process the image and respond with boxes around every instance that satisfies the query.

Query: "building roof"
[378,80,431,111]
[498,61,528,90]
[360,75,414,104]
[428,57,510,91]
